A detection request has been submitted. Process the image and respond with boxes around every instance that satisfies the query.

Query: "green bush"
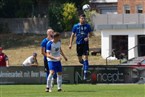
[48,3,78,32]
[62,3,78,31]
[48,5,64,32]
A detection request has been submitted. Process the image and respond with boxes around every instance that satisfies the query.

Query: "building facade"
[118,0,145,14]
[92,14,145,60]
[89,0,118,14]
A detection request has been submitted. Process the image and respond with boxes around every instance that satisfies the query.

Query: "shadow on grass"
[63,90,97,92]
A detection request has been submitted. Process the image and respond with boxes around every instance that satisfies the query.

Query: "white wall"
[101,29,145,59]
[105,0,118,2]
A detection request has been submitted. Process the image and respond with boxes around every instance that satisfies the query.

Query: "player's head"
[79,14,86,24]
[33,52,37,57]
[47,28,54,38]
[53,32,60,42]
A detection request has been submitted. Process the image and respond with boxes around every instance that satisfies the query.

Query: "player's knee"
[49,70,55,75]
[57,72,62,75]
[79,60,84,64]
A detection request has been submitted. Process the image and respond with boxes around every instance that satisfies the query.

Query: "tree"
[62,3,78,31]
[0,0,35,18]
[16,0,33,17]
[48,4,64,32]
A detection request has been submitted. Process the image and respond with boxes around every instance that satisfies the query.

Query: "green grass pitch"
[0,84,145,97]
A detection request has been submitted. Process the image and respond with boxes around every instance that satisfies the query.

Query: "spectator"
[22,53,38,66]
[0,47,9,67]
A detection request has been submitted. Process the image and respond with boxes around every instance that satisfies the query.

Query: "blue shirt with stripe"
[41,38,49,61]
[72,23,92,44]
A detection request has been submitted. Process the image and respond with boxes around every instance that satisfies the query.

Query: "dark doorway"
[112,35,128,59]
[138,35,145,56]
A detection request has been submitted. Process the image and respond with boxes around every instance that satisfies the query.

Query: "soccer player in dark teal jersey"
[69,14,93,80]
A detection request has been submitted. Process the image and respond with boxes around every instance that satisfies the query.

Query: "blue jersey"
[41,38,49,61]
[46,40,61,62]
[72,23,92,44]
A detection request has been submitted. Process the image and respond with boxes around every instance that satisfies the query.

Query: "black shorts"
[76,44,89,56]
[44,59,49,72]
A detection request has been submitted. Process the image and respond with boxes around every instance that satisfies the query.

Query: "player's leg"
[83,55,89,80]
[45,60,56,88]
[44,59,49,80]
[46,61,55,92]
[56,61,62,92]
[51,71,57,88]
[77,44,84,64]
[83,43,89,80]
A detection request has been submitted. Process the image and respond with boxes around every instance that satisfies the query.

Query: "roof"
[92,14,145,30]
[97,24,145,30]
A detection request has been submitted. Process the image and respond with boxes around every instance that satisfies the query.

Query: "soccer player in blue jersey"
[41,29,54,74]
[46,32,67,92]
[69,14,93,80]
[41,29,56,89]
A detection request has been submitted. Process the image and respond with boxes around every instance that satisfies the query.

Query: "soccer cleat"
[45,88,49,92]
[49,89,52,92]
[83,76,87,80]
[58,89,62,92]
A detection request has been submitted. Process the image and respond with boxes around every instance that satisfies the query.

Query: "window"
[136,4,143,13]
[124,5,130,14]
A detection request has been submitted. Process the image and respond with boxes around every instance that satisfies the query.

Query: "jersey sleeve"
[46,41,52,53]
[72,24,77,34]
[41,39,46,47]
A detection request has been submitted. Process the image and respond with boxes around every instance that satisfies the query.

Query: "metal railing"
[106,44,145,65]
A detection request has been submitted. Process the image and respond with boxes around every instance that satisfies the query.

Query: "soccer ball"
[82,4,91,12]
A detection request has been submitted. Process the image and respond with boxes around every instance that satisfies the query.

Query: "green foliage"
[48,5,64,32]
[48,3,78,32]
[0,0,5,8]
[0,0,89,18]
[0,0,33,18]
[62,3,78,31]
[83,10,98,31]
[16,0,33,17]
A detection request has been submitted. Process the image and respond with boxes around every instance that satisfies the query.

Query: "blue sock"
[83,60,89,71]
[46,72,49,81]
[83,60,89,80]
[84,70,87,80]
